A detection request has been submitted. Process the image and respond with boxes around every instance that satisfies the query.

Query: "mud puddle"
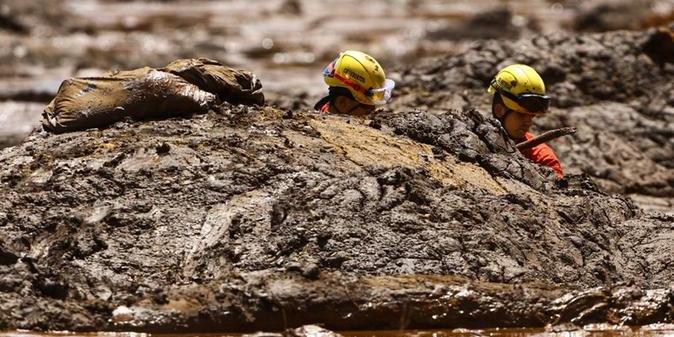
[3,325,674,337]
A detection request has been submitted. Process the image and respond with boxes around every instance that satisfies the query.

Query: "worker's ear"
[493,102,507,119]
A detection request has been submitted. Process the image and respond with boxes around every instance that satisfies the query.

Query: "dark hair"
[328,86,355,99]
[491,92,503,116]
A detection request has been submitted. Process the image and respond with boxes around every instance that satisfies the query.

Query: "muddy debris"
[0,2,672,334]
[41,58,264,134]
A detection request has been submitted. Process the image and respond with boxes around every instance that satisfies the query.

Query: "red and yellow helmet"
[322,50,395,106]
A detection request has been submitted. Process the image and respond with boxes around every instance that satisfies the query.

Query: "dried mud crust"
[392,27,674,203]
[0,101,672,331]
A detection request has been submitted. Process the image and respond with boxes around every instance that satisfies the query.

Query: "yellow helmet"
[322,50,395,106]
[487,64,550,114]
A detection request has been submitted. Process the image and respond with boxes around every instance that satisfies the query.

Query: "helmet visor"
[516,93,550,113]
[367,79,395,105]
[499,89,550,114]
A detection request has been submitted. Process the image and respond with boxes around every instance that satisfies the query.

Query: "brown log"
[516,127,577,151]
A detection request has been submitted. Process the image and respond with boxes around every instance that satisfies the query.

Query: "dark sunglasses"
[494,85,550,114]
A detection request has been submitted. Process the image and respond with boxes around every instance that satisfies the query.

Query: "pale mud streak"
[0,102,43,148]
[183,191,275,279]
[310,118,506,195]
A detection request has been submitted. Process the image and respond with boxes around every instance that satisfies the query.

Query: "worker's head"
[487,64,549,139]
[320,50,395,114]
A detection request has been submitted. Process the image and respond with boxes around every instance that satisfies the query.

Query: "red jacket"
[520,132,564,178]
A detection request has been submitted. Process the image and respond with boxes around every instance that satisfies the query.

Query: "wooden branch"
[516,127,577,151]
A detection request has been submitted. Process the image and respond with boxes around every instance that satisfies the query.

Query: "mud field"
[0,0,673,334]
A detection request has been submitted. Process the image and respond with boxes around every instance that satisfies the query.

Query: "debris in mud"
[42,58,264,133]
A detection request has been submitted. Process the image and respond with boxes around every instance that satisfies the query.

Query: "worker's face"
[502,109,534,139]
[333,95,375,116]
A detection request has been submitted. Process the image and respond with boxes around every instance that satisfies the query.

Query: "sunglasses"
[491,81,550,114]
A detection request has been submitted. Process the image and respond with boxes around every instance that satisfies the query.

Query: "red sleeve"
[530,143,564,178]
[521,132,564,178]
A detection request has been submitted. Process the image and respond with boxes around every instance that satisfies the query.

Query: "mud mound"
[0,99,672,331]
[424,6,523,41]
[392,28,674,208]
[571,1,674,33]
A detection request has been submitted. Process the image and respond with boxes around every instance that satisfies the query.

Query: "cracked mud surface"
[0,0,673,334]
[0,97,672,331]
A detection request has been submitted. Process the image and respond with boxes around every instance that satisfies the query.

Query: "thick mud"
[6,1,670,210]
[0,95,672,331]
[0,0,673,334]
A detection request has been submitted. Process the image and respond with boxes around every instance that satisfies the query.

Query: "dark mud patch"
[571,1,674,33]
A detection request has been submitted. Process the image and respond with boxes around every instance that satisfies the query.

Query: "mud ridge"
[0,88,672,331]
